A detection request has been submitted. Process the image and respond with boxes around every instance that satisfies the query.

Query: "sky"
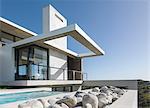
[0,0,150,80]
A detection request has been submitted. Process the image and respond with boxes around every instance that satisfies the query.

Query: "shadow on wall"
[50,62,67,80]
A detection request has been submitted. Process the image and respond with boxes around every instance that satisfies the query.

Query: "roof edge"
[0,17,38,36]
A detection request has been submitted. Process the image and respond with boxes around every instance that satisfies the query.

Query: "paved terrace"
[107,90,138,108]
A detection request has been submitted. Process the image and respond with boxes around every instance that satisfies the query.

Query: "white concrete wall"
[43,5,67,50]
[49,49,67,80]
[0,46,15,83]
[83,80,138,90]
[43,5,68,80]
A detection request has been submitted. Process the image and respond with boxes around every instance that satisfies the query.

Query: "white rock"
[85,103,92,108]
[82,94,98,108]
[107,95,113,104]
[100,86,109,92]
[38,99,50,108]
[100,90,113,104]
[112,93,119,101]
[97,93,109,108]
[109,86,117,90]
[18,101,31,108]
[60,103,69,108]
[63,94,74,99]
[74,107,82,108]
[56,96,77,108]
[92,87,100,92]
[18,100,44,108]
[48,98,60,106]
[122,89,127,93]
[31,100,44,108]
[112,88,121,94]
[102,90,112,96]
[88,91,100,96]
[75,91,86,98]
[48,104,62,108]
[118,90,124,95]
[76,97,82,103]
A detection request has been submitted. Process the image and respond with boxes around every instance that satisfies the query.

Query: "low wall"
[83,80,138,90]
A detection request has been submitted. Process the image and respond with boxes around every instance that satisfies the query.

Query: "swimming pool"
[0,90,61,104]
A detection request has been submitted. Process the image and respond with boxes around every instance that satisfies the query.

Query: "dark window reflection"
[15,45,48,80]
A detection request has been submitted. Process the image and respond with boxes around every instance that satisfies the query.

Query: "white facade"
[0,46,15,82]
[43,5,68,80]
[0,5,104,86]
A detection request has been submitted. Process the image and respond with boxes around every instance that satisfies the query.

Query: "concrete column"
[43,5,68,80]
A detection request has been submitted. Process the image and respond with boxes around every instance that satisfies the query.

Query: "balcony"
[15,64,83,81]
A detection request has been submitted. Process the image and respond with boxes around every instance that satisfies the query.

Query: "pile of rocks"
[18,86,126,108]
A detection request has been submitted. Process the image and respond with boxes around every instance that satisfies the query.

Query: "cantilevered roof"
[10,24,105,58]
[0,17,37,38]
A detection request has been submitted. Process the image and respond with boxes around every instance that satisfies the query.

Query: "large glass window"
[15,45,48,80]
[0,31,23,46]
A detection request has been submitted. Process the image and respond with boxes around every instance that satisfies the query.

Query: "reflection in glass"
[16,45,48,80]
[18,65,26,75]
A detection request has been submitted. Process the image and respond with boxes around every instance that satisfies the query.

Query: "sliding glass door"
[15,45,48,80]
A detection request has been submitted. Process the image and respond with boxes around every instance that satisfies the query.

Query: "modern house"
[0,5,104,90]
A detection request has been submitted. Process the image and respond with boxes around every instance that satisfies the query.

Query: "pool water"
[0,90,61,104]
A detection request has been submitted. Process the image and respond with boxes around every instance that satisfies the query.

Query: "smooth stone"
[48,104,62,108]
[74,107,82,108]
[48,98,60,105]
[38,99,50,108]
[109,86,117,90]
[18,101,31,108]
[107,95,113,104]
[97,93,109,108]
[56,96,77,108]
[31,100,44,108]
[76,97,83,103]
[118,90,124,95]
[112,93,119,102]
[112,88,122,94]
[102,90,113,96]
[18,100,44,108]
[82,93,98,108]
[75,97,83,107]
[100,86,109,92]
[85,103,92,108]
[60,103,69,108]
[88,91,100,96]
[92,87,100,92]
[75,91,86,98]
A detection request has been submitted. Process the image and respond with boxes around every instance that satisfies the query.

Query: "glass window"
[0,31,23,47]
[16,45,48,80]
[18,65,27,75]
[34,47,47,66]
[18,48,28,65]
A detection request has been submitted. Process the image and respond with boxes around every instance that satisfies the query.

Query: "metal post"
[49,67,51,80]
[63,69,65,80]
[73,71,75,80]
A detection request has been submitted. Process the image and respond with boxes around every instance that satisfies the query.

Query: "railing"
[48,66,83,80]
[16,64,87,80]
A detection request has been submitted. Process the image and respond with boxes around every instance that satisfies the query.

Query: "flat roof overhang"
[10,24,105,58]
[0,17,37,38]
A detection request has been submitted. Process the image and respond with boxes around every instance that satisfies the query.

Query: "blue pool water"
[0,90,61,104]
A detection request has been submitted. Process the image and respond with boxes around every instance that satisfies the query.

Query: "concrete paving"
[0,87,51,95]
[108,90,138,108]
